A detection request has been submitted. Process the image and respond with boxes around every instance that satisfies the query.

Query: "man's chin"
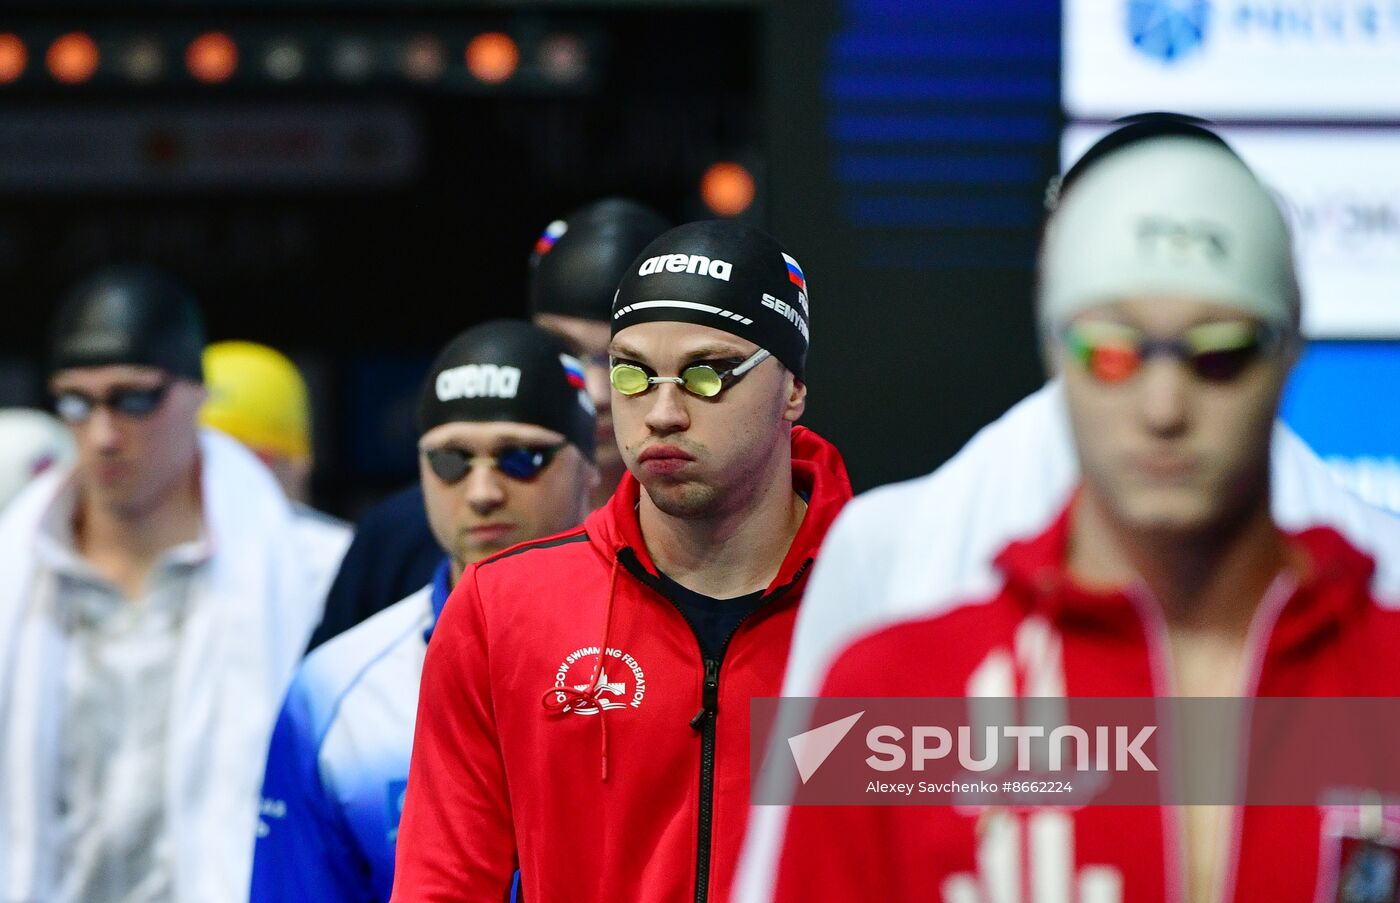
[461,542,507,566]
[1115,490,1220,536]
[641,479,720,520]
[86,485,149,519]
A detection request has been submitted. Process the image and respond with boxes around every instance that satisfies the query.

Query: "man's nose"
[642,382,691,435]
[463,463,507,514]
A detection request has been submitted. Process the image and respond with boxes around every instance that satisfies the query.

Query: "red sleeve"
[391,565,516,902]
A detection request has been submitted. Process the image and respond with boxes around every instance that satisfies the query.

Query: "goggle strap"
[727,348,771,378]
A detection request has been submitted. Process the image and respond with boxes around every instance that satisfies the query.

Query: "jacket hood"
[583,425,852,591]
[995,501,1378,656]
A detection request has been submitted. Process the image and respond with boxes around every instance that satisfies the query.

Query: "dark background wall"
[0,0,1060,512]
[765,0,1056,491]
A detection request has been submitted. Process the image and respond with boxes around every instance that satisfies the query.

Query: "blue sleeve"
[250,677,373,903]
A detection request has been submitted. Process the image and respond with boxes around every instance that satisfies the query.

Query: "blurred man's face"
[50,365,205,520]
[418,420,596,576]
[610,321,805,522]
[1057,297,1294,536]
[533,313,619,495]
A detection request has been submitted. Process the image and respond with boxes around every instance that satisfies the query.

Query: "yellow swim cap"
[200,341,311,460]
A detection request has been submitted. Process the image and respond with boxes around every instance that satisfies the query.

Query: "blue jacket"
[250,560,453,901]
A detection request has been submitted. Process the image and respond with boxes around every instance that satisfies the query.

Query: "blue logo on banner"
[1128,0,1212,62]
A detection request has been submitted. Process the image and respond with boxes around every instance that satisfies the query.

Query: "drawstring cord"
[540,556,620,781]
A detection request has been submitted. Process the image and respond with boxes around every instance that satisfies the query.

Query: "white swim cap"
[1038,134,1300,333]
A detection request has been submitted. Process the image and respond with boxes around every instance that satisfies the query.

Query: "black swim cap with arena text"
[416,319,597,461]
[611,220,811,380]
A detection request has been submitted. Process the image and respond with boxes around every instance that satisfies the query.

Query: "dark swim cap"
[611,220,810,380]
[416,319,597,461]
[48,266,205,381]
[528,198,672,322]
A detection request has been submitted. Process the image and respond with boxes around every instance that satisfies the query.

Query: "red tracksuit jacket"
[393,426,851,902]
[772,506,1400,903]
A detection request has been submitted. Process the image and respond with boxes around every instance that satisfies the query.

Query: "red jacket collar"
[583,425,853,592]
[995,500,1377,655]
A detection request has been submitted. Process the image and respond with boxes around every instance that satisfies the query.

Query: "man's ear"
[782,374,807,424]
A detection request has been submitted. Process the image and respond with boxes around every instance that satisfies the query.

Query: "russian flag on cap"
[782,252,806,292]
[560,354,587,390]
[534,220,569,257]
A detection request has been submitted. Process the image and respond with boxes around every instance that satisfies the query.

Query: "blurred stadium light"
[46,32,99,84]
[0,22,606,92]
[0,2,764,512]
[186,30,238,84]
[0,34,28,84]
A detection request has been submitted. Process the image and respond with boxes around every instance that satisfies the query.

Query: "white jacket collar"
[0,429,330,902]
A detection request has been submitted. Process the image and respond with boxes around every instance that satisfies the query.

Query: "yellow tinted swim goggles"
[610,348,771,398]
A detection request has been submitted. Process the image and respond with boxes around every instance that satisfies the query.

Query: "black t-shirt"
[657,572,768,661]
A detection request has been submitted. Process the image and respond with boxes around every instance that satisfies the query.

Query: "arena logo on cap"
[637,253,733,282]
[436,364,522,402]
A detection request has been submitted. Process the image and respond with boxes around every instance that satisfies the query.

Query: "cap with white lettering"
[416,319,596,461]
[611,220,811,381]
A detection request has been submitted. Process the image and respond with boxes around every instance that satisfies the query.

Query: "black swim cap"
[1045,112,1234,213]
[416,319,596,461]
[48,266,205,381]
[611,220,810,380]
[528,198,672,322]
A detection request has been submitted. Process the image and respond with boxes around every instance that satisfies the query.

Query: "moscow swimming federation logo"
[551,646,648,715]
[1127,0,1211,63]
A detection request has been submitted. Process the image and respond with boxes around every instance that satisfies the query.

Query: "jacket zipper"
[1122,585,1190,903]
[618,549,812,903]
[691,655,721,903]
[1209,574,1296,903]
[1123,574,1295,903]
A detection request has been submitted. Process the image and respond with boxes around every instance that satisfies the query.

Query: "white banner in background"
[1065,0,1400,119]
[1062,125,1400,339]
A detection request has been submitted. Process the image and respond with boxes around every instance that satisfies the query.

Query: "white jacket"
[734,380,1400,903]
[291,503,353,609]
[0,429,344,902]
